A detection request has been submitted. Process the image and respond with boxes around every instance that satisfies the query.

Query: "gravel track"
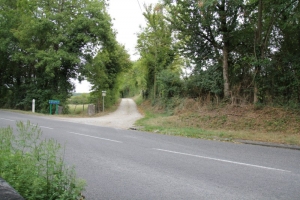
[59,98,143,129]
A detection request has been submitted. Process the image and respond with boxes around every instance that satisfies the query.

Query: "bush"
[0,121,85,200]
[157,69,183,99]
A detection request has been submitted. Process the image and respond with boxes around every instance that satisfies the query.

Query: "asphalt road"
[1,110,300,200]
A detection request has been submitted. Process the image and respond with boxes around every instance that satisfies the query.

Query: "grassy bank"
[135,98,300,146]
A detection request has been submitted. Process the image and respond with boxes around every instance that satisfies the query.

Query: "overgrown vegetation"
[0,121,85,199]
[126,1,300,145]
[66,93,121,115]
[131,1,300,109]
[135,97,300,146]
[66,93,91,115]
[68,93,91,105]
[86,41,132,111]
[120,60,147,98]
[0,0,130,113]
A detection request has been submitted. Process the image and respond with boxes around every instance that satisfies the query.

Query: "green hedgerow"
[0,121,86,200]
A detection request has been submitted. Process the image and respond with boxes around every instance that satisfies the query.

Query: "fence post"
[32,99,35,113]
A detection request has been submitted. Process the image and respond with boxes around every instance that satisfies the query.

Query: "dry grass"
[65,100,121,118]
[136,98,300,146]
[68,104,88,115]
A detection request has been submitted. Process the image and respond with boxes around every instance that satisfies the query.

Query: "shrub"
[0,121,85,200]
[157,69,183,100]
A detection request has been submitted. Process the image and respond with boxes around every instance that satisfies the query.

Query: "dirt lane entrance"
[59,98,143,129]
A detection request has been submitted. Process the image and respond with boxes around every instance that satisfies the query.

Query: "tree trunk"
[254,0,263,104]
[153,40,158,100]
[220,0,230,98]
[222,45,230,98]
[153,71,157,99]
[254,83,259,103]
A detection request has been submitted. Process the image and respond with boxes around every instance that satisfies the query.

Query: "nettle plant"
[0,121,85,200]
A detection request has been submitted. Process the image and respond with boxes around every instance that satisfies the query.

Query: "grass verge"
[135,99,300,146]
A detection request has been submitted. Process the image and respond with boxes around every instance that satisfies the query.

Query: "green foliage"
[0,0,120,113]
[163,0,245,98]
[68,104,88,115]
[68,93,91,105]
[86,42,132,110]
[120,60,147,98]
[157,69,183,99]
[67,93,91,114]
[136,4,177,100]
[0,121,85,199]
[185,64,223,98]
[150,0,300,107]
[134,94,144,106]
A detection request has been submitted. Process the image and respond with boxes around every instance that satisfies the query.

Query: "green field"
[68,104,88,115]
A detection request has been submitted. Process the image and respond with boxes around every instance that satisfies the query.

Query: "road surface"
[0,103,300,199]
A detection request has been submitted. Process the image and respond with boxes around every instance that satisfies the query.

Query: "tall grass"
[68,104,88,115]
[0,121,86,199]
[133,94,144,106]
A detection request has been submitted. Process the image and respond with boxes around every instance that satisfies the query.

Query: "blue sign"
[49,100,60,105]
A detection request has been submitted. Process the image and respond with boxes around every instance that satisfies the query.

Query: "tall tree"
[136,4,176,100]
[85,42,132,110]
[0,0,22,107]
[163,0,244,98]
[0,0,117,112]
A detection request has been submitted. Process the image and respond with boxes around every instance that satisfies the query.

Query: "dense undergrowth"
[135,96,300,146]
[0,121,85,199]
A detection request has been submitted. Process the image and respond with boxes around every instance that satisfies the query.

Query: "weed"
[219,115,227,124]
[285,136,299,145]
[254,102,264,110]
[0,121,85,199]
[68,104,88,115]
[133,95,144,106]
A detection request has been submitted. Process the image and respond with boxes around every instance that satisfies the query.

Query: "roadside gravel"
[58,98,143,129]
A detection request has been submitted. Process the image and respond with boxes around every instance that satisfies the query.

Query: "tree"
[0,0,117,112]
[119,60,147,98]
[250,0,300,103]
[163,0,244,98]
[85,42,132,110]
[0,0,22,108]
[136,4,177,100]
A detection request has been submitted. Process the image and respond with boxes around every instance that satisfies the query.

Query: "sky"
[75,0,159,93]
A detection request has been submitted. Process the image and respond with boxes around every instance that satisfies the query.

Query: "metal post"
[50,104,52,115]
[102,95,104,112]
[32,99,35,113]
[102,91,106,112]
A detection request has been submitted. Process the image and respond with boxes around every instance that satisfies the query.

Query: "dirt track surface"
[59,98,143,129]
